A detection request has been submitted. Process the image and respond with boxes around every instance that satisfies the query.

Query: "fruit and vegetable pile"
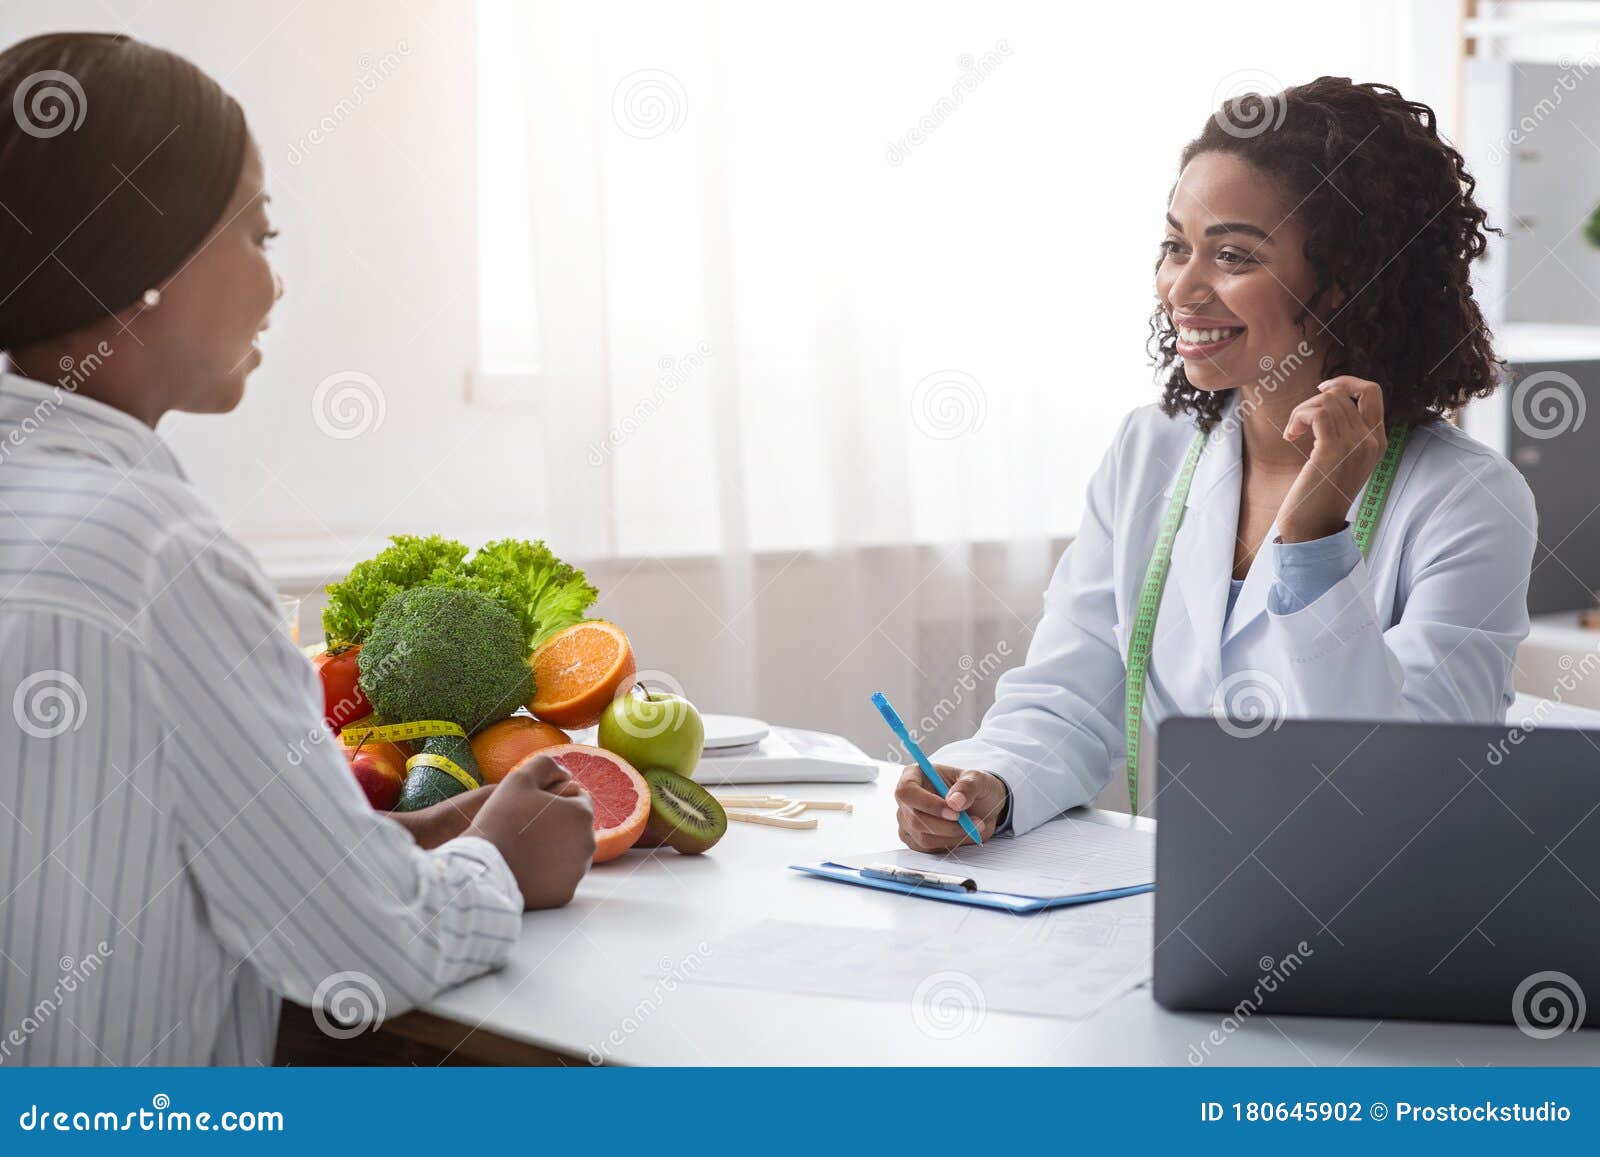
[310,534,727,860]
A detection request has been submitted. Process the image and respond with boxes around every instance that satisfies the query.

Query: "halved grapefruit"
[538,743,650,863]
[527,620,636,729]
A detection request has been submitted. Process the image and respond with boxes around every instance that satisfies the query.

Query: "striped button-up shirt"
[0,370,523,1066]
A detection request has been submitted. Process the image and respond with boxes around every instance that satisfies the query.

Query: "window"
[476,0,540,376]
[473,0,1423,558]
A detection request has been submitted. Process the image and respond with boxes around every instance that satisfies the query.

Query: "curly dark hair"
[1151,76,1501,432]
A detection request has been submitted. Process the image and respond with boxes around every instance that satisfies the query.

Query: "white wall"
[1,1,1486,767]
[0,0,1461,574]
[0,0,544,574]
[0,0,1053,760]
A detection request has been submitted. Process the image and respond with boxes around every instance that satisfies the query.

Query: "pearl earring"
[141,288,161,308]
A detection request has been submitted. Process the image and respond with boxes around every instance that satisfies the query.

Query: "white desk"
[417,769,1600,1066]
[1517,615,1600,712]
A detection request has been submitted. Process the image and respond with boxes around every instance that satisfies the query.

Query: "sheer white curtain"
[479,0,1422,758]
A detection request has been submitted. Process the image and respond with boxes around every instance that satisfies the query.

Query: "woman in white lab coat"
[899,77,1537,847]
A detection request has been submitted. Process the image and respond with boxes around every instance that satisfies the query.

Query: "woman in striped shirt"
[0,32,595,1066]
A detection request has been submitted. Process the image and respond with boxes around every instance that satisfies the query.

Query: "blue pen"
[870,691,983,845]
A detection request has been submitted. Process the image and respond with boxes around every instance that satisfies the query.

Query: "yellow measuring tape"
[405,752,479,794]
[339,719,466,746]
[341,719,480,794]
[1123,425,1409,814]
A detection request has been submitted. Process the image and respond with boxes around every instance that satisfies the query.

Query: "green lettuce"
[321,535,472,648]
[322,534,597,653]
[464,539,599,651]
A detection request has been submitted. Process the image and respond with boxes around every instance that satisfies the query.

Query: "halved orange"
[527,620,636,729]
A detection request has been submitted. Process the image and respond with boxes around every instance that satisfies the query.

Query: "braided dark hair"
[1152,76,1501,432]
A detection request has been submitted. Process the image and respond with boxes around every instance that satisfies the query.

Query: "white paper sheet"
[684,894,1153,1019]
[834,815,1155,899]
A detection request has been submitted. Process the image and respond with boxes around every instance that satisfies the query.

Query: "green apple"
[598,686,704,779]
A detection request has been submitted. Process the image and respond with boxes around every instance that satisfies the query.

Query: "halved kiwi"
[643,768,727,854]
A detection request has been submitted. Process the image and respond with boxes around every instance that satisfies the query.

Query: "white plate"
[700,714,770,749]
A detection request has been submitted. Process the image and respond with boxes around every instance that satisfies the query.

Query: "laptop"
[1152,715,1600,1028]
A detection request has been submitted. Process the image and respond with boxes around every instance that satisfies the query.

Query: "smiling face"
[1155,151,1324,393]
[4,138,283,425]
[130,140,281,413]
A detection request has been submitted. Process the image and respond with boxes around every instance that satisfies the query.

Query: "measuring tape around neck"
[1122,424,1409,814]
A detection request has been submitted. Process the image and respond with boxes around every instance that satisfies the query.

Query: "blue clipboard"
[789,860,1154,913]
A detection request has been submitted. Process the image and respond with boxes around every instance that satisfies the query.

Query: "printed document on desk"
[682,894,1154,1019]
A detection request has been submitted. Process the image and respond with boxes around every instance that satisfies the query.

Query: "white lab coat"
[930,396,1538,835]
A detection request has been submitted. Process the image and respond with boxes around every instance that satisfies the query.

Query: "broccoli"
[359,585,533,730]
[357,586,535,811]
